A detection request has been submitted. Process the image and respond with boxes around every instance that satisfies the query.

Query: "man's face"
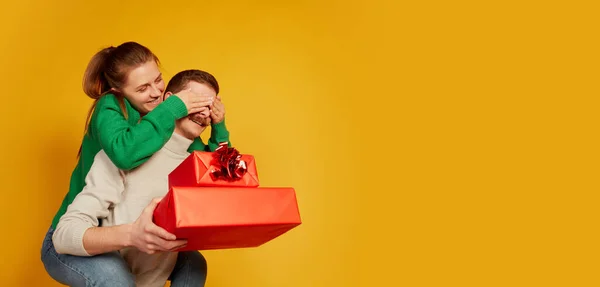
[189,112,211,127]
[177,113,211,139]
[174,81,216,139]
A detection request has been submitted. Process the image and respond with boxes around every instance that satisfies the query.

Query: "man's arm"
[82,198,186,255]
[80,225,132,256]
[53,151,186,256]
[52,151,126,256]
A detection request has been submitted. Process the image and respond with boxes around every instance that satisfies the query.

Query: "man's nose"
[199,109,210,117]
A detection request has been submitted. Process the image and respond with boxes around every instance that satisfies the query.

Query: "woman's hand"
[128,197,187,254]
[210,96,225,124]
[175,88,214,116]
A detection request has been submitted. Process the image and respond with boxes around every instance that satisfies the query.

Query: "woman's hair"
[165,69,219,95]
[78,42,159,156]
[83,41,159,100]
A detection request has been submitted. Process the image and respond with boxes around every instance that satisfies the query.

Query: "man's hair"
[165,69,219,95]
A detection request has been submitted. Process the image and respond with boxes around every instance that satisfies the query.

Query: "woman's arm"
[91,94,188,170]
[187,96,231,152]
[205,120,231,151]
[185,120,231,152]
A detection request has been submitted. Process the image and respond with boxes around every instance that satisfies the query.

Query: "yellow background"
[0,0,597,286]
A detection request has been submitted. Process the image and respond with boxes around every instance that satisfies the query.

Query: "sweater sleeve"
[186,119,232,152]
[91,94,188,170]
[52,151,125,256]
[205,119,231,151]
[187,137,207,153]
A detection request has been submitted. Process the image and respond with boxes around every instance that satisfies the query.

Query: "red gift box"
[169,151,259,187]
[153,186,301,251]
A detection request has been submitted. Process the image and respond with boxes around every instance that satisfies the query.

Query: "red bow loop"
[210,142,248,181]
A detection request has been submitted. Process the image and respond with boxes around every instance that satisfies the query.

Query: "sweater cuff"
[210,119,230,144]
[72,225,92,256]
[163,96,188,118]
[187,137,206,152]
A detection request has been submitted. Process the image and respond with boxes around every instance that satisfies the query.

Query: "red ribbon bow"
[210,142,248,181]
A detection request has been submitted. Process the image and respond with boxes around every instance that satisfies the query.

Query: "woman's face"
[118,60,165,115]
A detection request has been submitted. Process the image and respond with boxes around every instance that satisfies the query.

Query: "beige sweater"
[53,132,193,287]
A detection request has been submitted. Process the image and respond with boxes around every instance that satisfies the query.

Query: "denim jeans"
[41,226,207,287]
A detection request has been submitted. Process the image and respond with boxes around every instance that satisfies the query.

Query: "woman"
[42,42,227,286]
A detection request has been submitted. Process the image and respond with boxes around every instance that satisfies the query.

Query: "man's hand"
[128,197,187,254]
[210,96,225,124]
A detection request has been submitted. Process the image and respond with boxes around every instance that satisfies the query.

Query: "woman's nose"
[151,84,162,97]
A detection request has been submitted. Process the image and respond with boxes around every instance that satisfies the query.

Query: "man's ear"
[163,91,173,101]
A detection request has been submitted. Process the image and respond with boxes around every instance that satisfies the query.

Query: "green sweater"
[51,94,230,228]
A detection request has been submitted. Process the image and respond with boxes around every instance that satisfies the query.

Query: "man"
[43,70,226,287]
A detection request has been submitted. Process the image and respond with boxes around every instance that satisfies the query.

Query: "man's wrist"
[121,224,133,248]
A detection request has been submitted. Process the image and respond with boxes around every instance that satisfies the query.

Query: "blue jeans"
[41,227,207,287]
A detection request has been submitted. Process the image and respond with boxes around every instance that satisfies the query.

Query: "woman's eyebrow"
[135,73,162,90]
